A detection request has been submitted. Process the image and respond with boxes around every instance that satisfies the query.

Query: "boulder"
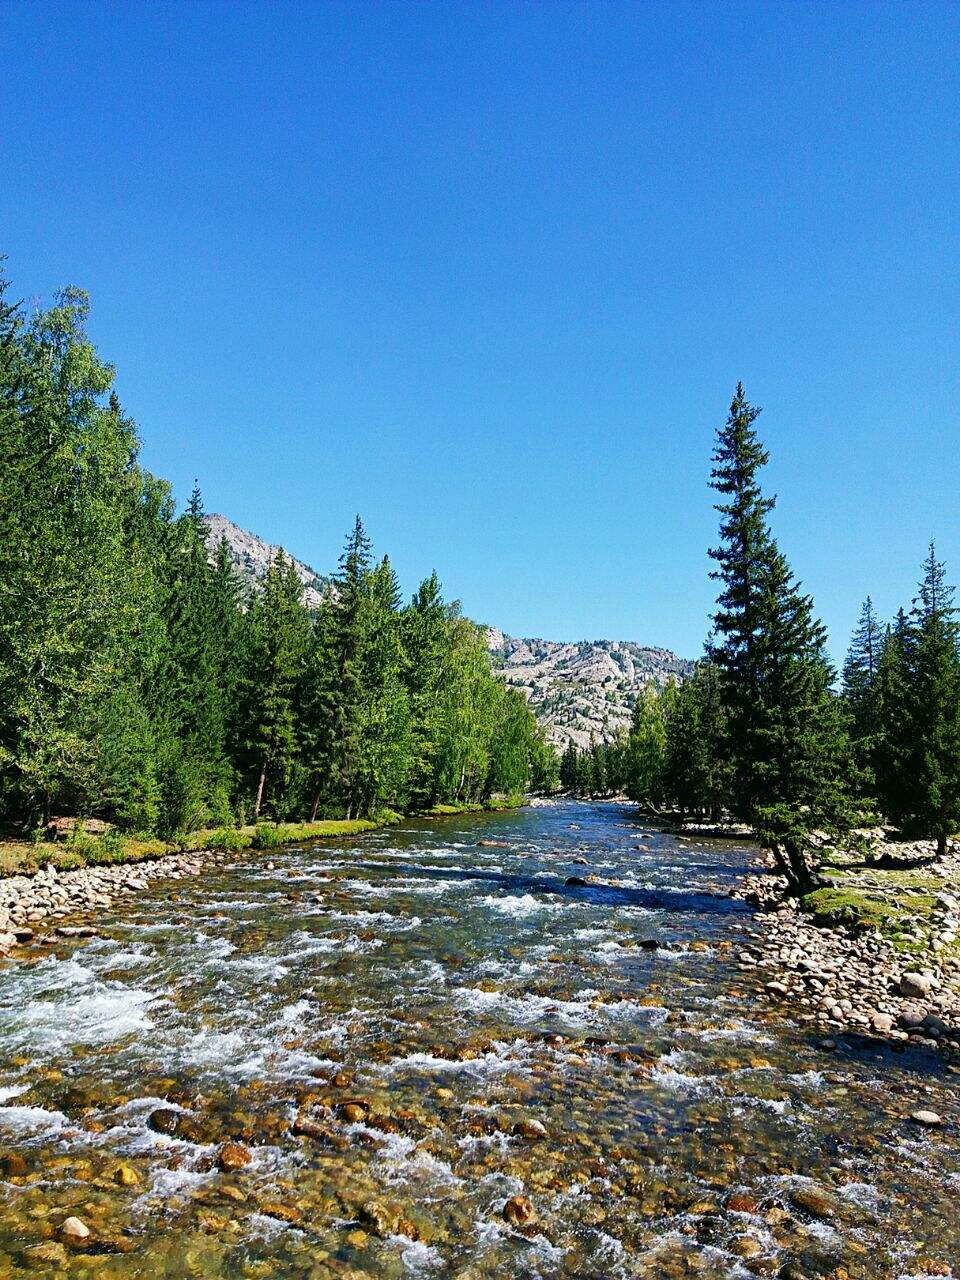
[909,1110,944,1127]
[900,972,936,999]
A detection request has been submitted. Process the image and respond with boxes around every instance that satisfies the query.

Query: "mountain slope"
[486,630,692,750]
[204,514,334,611]
[204,515,691,749]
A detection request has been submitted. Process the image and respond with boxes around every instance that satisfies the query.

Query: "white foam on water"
[386,1045,527,1079]
[651,1067,710,1096]
[246,1212,301,1240]
[789,1070,827,1089]
[0,1102,71,1137]
[0,957,158,1052]
[452,984,598,1027]
[732,1095,792,1115]
[839,1181,881,1212]
[478,894,562,917]
[228,954,290,980]
[0,1085,26,1103]
[388,1234,444,1273]
[131,1164,215,1212]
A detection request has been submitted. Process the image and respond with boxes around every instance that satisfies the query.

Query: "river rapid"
[0,801,957,1279]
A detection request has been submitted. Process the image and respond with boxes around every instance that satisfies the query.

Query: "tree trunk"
[310,790,320,823]
[254,761,268,819]
[937,831,947,859]
[778,839,816,895]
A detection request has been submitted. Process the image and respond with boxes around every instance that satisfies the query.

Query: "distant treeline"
[0,271,557,837]
[564,384,960,889]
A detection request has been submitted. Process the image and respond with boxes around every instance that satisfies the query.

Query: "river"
[0,801,957,1278]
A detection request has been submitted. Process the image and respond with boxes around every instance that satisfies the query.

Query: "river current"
[0,802,957,1278]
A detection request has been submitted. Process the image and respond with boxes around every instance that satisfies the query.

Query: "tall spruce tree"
[245,551,310,818]
[707,384,855,888]
[842,596,884,787]
[890,546,960,855]
[874,612,911,825]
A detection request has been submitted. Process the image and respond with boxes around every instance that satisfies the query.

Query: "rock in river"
[60,1216,91,1244]
[217,1141,253,1171]
[910,1110,944,1128]
[502,1196,536,1227]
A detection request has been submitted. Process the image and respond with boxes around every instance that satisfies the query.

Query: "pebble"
[910,1110,944,1127]
[60,1216,90,1243]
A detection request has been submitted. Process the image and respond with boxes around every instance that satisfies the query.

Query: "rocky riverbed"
[734,845,960,1060]
[0,803,957,1278]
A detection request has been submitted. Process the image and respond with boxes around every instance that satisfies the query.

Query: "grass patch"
[424,803,485,816]
[0,811,405,879]
[801,887,911,933]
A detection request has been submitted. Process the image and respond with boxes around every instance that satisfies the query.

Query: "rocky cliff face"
[485,630,692,750]
[204,514,334,611]
[205,515,691,749]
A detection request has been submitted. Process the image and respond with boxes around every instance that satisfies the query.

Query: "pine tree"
[245,551,310,818]
[874,612,911,824]
[402,573,449,808]
[707,385,855,888]
[842,596,884,786]
[890,546,960,855]
[560,741,579,792]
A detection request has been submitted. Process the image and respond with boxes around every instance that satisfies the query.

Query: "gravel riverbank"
[0,847,229,954]
[732,844,960,1062]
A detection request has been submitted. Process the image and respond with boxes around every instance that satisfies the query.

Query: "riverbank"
[0,799,522,957]
[732,837,960,1059]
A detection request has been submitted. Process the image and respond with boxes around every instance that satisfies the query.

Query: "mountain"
[485,630,692,750]
[204,514,691,749]
[204,514,334,611]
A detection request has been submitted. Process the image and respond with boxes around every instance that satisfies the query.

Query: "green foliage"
[0,262,558,845]
[876,547,960,855]
[705,385,857,884]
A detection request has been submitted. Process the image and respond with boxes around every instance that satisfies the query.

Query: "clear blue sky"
[2,1,958,661]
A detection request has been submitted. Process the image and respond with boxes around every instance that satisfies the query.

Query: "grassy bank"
[0,814,401,877]
[801,870,951,956]
[0,794,526,878]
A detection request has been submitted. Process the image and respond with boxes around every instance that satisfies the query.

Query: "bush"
[203,826,250,852]
[252,823,285,849]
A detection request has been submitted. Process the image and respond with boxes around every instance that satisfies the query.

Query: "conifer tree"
[874,611,911,824]
[842,596,884,785]
[245,551,310,817]
[889,546,960,856]
[402,573,449,808]
[560,741,579,792]
[707,385,855,888]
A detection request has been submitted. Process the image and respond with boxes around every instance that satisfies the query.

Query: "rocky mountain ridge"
[486,630,692,750]
[204,514,334,611]
[204,514,691,749]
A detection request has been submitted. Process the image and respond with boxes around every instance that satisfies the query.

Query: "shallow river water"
[0,802,957,1279]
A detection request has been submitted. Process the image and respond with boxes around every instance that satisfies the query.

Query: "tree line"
[0,272,557,837]
[564,385,960,889]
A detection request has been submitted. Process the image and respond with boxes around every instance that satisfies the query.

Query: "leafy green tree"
[624,685,666,805]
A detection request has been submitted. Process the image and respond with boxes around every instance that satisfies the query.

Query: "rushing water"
[0,802,957,1279]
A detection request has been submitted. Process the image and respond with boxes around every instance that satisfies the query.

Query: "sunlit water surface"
[0,802,957,1278]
